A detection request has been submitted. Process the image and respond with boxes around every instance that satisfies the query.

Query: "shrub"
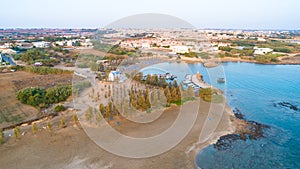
[0,129,4,144]
[47,122,52,130]
[54,105,66,112]
[32,123,38,133]
[60,116,66,128]
[73,114,78,123]
[14,126,21,139]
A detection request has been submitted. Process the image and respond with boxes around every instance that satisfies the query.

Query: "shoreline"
[180,56,300,67]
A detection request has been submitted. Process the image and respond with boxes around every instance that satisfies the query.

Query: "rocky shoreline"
[213,108,270,151]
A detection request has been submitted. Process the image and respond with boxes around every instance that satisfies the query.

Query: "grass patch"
[171,97,195,106]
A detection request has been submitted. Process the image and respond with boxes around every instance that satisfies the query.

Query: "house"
[32,41,51,48]
[55,41,66,46]
[254,47,273,55]
[108,71,121,81]
[257,37,266,42]
[170,45,191,54]
[141,43,150,48]
[96,60,109,65]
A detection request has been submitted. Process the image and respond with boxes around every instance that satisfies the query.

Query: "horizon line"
[0,27,300,31]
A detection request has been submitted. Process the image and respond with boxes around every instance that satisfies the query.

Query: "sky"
[0,0,299,29]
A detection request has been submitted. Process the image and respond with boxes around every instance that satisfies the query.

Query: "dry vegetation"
[0,71,72,128]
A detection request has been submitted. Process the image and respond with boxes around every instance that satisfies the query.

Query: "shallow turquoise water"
[142,62,300,169]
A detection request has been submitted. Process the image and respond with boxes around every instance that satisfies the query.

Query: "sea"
[141,61,300,169]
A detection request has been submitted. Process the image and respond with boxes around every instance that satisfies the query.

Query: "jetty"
[143,72,177,81]
[183,73,211,89]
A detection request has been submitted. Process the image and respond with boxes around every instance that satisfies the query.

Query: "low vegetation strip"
[11,65,73,75]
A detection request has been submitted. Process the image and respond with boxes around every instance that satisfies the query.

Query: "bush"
[14,126,20,139]
[200,88,213,102]
[32,123,38,133]
[54,105,66,112]
[0,129,4,144]
[47,122,52,130]
[219,46,232,52]
[60,116,66,128]
[73,114,78,123]
[255,53,282,63]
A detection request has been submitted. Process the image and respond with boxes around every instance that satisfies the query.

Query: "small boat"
[217,78,226,83]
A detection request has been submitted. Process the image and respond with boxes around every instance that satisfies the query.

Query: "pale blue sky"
[0,0,299,29]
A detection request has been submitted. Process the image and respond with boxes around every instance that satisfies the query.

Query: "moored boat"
[217,78,226,83]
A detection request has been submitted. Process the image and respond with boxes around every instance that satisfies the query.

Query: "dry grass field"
[0,71,72,128]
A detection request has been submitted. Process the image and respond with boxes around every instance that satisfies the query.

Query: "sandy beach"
[0,98,235,169]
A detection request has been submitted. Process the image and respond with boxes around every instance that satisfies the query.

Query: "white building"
[55,41,66,46]
[170,45,191,54]
[108,71,121,81]
[32,41,51,48]
[254,47,273,55]
[66,40,74,47]
[108,71,127,82]
[141,43,150,48]
[257,37,266,42]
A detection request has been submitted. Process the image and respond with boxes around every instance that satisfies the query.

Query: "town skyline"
[1,0,299,30]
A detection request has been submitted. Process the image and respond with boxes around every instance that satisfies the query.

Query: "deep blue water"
[142,62,300,169]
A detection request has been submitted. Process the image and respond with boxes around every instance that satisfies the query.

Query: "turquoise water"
[142,62,300,169]
[196,62,300,169]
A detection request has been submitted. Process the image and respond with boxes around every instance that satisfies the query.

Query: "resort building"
[170,45,191,54]
[253,47,273,55]
[32,41,51,48]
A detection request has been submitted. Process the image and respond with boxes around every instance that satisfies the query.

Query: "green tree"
[54,105,66,112]
[164,87,172,103]
[171,86,177,102]
[14,126,20,140]
[99,103,105,115]
[0,129,4,144]
[85,107,93,121]
[73,114,78,123]
[105,105,111,119]
[95,111,103,122]
[130,91,137,108]
[137,90,145,110]
[176,86,182,101]
[145,89,151,109]
[32,123,38,133]
[60,116,66,128]
[47,121,52,130]
[146,74,151,84]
